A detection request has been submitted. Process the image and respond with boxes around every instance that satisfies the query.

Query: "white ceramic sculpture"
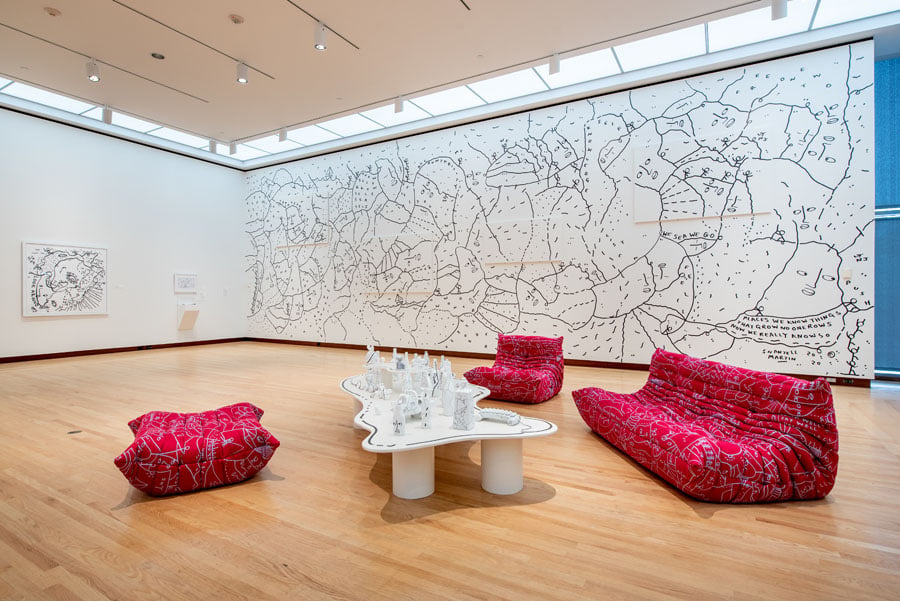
[476,407,521,426]
[440,361,455,416]
[452,384,475,431]
[392,400,406,435]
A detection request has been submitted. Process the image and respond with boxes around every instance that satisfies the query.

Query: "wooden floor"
[1,342,899,600]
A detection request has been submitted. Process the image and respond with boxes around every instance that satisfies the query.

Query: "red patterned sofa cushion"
[573,349,838,503]
[114,402,280,496]
[465,334,564,404]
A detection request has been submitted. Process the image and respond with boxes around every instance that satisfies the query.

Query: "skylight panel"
[244,134,302,153]
[614,25,706,72]
[317,113,382,137]
[286,125,340,146]
[467,68,549,103]
[81,106,104,120]
[361,101,431,127]
[1,82,94,114]
[813,0,900,28]
[708,1,816,51]
[228,145,268,160]
[409,85,485,116]
[148,127,207,148]
[534,48,621,88]
[0,78,11,90]
[110,112,161,133]
[80,106,161,132]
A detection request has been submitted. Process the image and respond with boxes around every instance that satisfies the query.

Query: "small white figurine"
[440,362,456,416]
[426,360,440,400]
[363,344,384,392]
[391,368,405,394]
[392,400,406,436]
[452,386,475,431]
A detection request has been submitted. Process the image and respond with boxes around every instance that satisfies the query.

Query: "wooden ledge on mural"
[634,210,771,225]
[363,290,432,296]
[275,241,329,249]
[484,260,562,267]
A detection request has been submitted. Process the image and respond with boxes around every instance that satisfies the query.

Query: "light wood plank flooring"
[1,342,898,600]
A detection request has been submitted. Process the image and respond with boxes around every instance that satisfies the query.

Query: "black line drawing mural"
[245,43,874,377]
[23,242,108,316]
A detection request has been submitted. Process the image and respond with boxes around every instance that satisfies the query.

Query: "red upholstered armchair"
[464,334,564,404]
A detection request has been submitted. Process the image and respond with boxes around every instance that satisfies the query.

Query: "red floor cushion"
[465,333,564,403]
[114,402,280,496]
[573,349,838,503]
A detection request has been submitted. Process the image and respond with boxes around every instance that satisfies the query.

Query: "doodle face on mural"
[245,42,875,378]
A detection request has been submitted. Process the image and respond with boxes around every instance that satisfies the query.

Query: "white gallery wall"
[245,43,875,378]
[0,109,247,357]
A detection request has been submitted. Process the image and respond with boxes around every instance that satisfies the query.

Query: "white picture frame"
[173,273,198,294]
[22,242,108,316]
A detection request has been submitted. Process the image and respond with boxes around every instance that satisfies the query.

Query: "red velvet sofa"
[464,333,564,404]
[573,349,838,503]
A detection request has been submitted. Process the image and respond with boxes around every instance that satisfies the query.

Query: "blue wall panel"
[875,57,900,371]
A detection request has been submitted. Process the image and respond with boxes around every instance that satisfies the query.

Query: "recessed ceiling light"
[236,61,249,84]
[150,52,165,60]
[229,14,244,25]
[43,7,61,17]
[85,59,100,82]
[314,21,327,51]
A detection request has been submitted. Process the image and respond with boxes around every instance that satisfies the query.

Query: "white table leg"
[391,447,435,499]
[481,438,524,494]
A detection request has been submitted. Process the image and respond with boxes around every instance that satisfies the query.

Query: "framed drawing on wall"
[22,242,108,316]
[174,273,198,294]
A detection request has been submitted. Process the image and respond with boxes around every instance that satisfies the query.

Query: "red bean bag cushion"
[465,334,564,404]
[573,349,838,503]
[114,402,280,496]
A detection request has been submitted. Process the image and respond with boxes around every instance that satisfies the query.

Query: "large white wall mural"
[246,42,874,378]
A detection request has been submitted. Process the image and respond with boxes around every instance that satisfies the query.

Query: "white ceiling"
[0,0,772,144]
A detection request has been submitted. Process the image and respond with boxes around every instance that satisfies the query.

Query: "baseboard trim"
[0,338,245,364]
[0,336,872,386]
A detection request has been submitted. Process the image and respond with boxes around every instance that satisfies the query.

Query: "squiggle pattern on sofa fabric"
[573,348,838,503]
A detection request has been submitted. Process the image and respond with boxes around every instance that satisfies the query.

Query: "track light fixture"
[394,96,404,113]
[236,61,249,84]
[549,53,560,75]
[278,128,287,142]
[771,0,787,20]
[85,59,100,82]
[314,21,328,51]
[102,106,112,124]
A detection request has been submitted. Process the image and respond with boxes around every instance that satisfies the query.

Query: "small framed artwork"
[173,273,198,294]
[23,242,108,316]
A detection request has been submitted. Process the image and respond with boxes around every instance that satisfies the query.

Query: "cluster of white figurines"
[355,345,519,436]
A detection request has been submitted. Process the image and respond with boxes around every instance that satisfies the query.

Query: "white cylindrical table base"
[481,438,524,494]
[391,447,435,499]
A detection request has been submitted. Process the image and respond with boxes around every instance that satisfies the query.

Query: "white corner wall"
[0,110,247,358]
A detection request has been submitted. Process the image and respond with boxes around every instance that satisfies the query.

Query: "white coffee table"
[341,376,557,499]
